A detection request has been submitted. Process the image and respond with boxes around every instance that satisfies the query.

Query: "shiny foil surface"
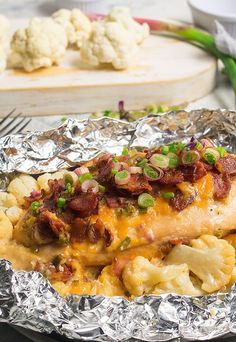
[0,109,236,341]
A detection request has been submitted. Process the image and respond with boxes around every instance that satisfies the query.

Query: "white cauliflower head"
[166,235,235,293]
[153,268,204,296]
[0,45,6,72]
[52,8,91,49]
[10,18,67,72]
[106,7,149,45]
[80,20,139,70]
[0,210,13,240]
[0,192,17,210]
[0,15,9,43]
[37,170,77,192]
[5,206,23,225]
[122,256,189,296]
[7,174,39,205]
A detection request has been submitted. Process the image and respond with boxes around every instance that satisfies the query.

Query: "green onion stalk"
[137,18,236,99]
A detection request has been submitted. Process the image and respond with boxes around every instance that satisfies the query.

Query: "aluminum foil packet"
[0,109,236,341]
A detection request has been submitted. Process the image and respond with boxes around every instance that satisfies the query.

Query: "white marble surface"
[0,0,234,131]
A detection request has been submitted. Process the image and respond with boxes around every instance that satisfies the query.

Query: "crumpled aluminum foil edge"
[0,108,236,341]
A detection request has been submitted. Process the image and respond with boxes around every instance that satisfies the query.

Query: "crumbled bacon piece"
[117,174,151,194]
[104,228,113,247]
[212,172,231,200]
[180,161,207,183]
[34,260,73,282]
[158,169,184,185]
[169,191,194,211]
[68,192,99,217]
[50,263,73,282]
[87,223,102,243]
[59,209,76,225]
[71,217,113,247]
[87,219,113,246]
[71,217,88,242]
[40,210,68,237]
[105,196,130,208]
[24,189,43,208]
[95,153,114,183]
[215,155,236,175]
[202,162,213,171]
[32,220,55,245]
[48,179,65,201]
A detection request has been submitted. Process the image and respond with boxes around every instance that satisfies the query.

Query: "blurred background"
[0,0,191,20]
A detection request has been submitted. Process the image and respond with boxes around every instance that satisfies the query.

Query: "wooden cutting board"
[0,19,217,117]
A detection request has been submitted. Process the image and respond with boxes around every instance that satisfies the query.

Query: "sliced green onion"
[195,140,203,151]
[122,147,129,155]
[119,237,131,251]
[78,172,93,183]
[59,233,69,245]
[104,110,121,119]
[57,197,66,208]
[169,142,185,154]
[162,192,175,200]
[115,170,130,185]
[111,169,118,175]
[181,150,200,165]
[216,146,226,158]
[138,193,155,208]
[161,146,169,155]
[112,157,118,163]
[137,158,148,167]
[203,148,220,164]
[30,201,41,213]
[147,103,158,114]
[64,173,73,185]
[143,164,163,181]
[99,184,106,193]
[150,154,169,169]
[61,117,68,123]
[66,182,72,193]
[167,153,180,168]
[157,105,169,113]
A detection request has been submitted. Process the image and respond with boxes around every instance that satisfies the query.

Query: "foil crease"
[1,109,236,175]
[0,109,236,341]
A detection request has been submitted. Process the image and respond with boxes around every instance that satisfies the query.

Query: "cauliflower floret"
[37,170,77,192]
[166,235,235,293]
[153,268,204,296]
[7,174,39,205]
[0,210,13,240]
[106,7,149,45]
[37,173,52,192]
[6,206,23,225]
[52,8,91,49]
[0,45,6,72]
[122,256,188,296]
[0,192,17,210]
[9,17,67,72]
[0,15,9,43]
[80,20,139,70]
